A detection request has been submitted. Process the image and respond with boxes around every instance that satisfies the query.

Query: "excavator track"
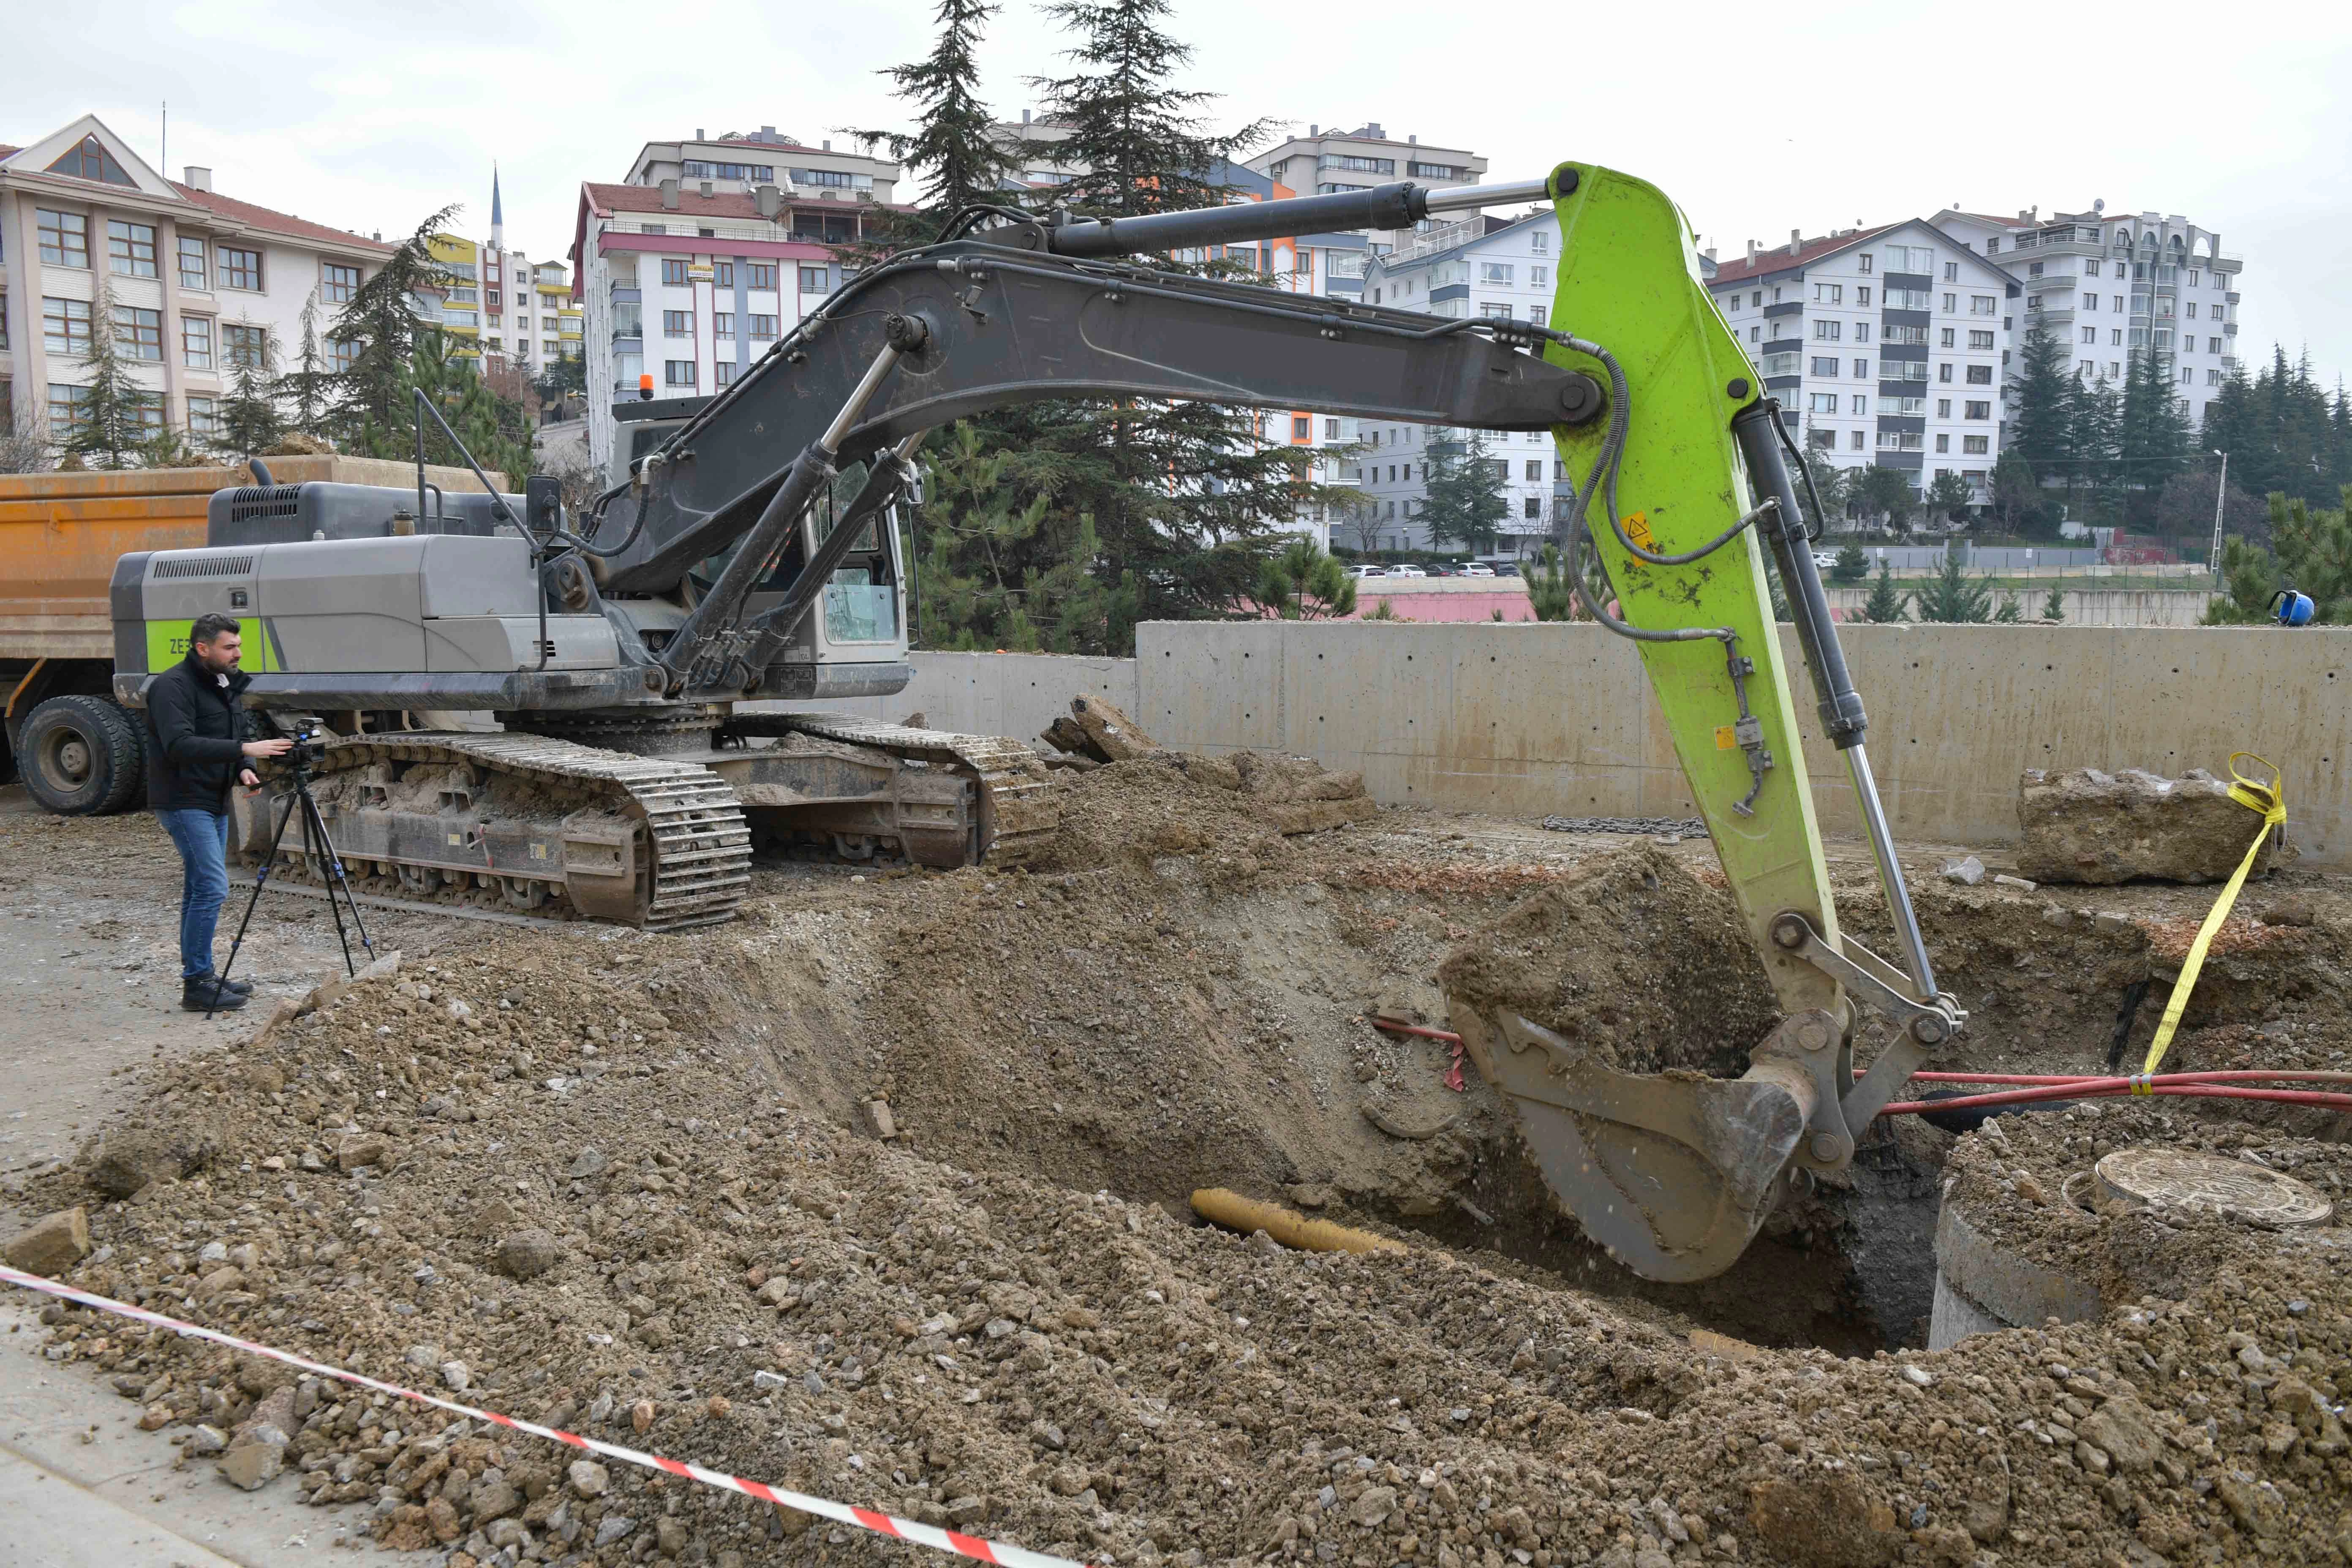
[729,711,1062,867]
[239,732,751,931]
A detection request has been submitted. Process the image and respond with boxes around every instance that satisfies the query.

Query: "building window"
[1810,356,1839,376]
[1938,363,1953,383]
[181,316,213,368]
[1854,323,1871,344]
[1813,283,1842,304]
[746,263,777,290]
[640,223,667,236]
[47,382,92,438]
[1963,435,1989,455]
[223,322,269,369]
[1480,263,1517,287]
[1876,430,1923,451]
[1935,434,1950,453]
[1527,305,1546,327]
[663,310,694,338]
[715,360,738,387]
[1969,295,1995,315]
[1845,430,1862,450]
[1523,496,1541,520]
[37,210,90,267]
[1965,364,1993,385]
[799,266,829,293]
[1480,302,1512,320]
[1808,392,1839,414]
[1851,395,1867,415]
[106,220,158,278]
[1858,254,1874,273]
[1938,328,1955,348]
[186,395,219,438]
[1852,359,1870,378]
[1885,287,1931,310]
[327,338,358,371]
[2080,328,2097,345]
[320,263,361,305]
[177,237,208,290]
[0,293,7,352]
[1943,261,1959,281]
[1524,460,1544,481]
[42,297,93,355]
[1807,427,1835,450]
[112,304,162,360]
[1964,400,1991,419]
[713,262,735,288]
[713,311,734,338]
[1813,320,1843,341]
[660,259,690,286]
[664,360,696,388]
[218,246,262,291]
[1936,398,1952,418]
[46,134,135,185]
[1889,396,1926,415]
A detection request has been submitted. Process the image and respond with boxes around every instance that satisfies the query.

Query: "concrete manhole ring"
[2092,1146,2334,1228]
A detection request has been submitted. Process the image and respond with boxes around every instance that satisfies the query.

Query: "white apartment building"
[1349,211,1564,555]
[471,174,582,373]
[1246,124,1485,254]
[1932,205,2241,428]
[1707,221,2021,506]
[625,128,901,208]
[571,179,905,474]
[0,114,392,444]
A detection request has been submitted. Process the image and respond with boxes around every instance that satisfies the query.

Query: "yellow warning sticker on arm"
[1715,724,1739,750]
[1623,512,1658,553]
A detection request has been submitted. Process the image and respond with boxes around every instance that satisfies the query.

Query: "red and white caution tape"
[1,1263,1092,1568]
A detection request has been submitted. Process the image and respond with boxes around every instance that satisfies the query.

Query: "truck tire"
[19,694,146,816]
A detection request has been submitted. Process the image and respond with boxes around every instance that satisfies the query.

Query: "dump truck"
[0,455,506,814]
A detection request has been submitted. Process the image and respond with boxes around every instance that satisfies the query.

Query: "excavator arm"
[572,165,1964,1279]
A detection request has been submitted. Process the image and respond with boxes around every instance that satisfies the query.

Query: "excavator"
[106,162,1965,1281]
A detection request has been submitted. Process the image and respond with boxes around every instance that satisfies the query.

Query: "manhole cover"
[2093,1146,2334,1228]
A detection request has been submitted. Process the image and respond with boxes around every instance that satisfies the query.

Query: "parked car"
[1426,564,1458,577]
[1810,550,1839,569]
[1492,561,1522,577]
[1389,564,1428,578]
[1348,564,1386,578]
[1462,562,1496,578]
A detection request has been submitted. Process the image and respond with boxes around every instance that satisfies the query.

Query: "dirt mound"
[1028,750,1375,877]
[1438,844,1781,1078]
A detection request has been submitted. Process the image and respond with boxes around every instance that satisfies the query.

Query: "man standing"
[145,613,291,1011]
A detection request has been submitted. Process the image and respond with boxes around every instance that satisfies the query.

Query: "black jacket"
[145,650,253,813]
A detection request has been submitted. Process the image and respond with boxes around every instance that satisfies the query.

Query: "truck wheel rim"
[48,733,93,787]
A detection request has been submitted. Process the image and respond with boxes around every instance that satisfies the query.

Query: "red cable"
[1908,1070,2352,1087]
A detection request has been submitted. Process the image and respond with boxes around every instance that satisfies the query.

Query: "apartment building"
[1246,125,1485,255]
[1932,205,2241,428]
[0,114,391,443]
[1706,221,2021,506]
[1347,211,1563,555]
[428,182,582,376]
[625,128,901,210]
[571,149,909,472]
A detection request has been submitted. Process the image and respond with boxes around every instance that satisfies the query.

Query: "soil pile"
[1030,751,1375,877]
[1438,846,1781,1078]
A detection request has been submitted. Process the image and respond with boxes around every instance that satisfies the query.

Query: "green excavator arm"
[1444,162,1965,1281]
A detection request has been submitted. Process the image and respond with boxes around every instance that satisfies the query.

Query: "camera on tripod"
[205,716,373,1017]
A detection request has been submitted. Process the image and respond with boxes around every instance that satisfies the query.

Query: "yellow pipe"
[1189,1188,1407,1255]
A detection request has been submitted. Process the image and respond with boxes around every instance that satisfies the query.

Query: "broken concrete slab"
[2017,767,2281,885]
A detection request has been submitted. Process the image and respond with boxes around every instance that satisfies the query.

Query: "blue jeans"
[157,807,231,980]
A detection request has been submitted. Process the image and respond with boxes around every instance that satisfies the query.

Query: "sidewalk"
[0,1296,368,1568]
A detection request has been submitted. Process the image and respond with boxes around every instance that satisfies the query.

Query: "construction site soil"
[5,751,2351,1568]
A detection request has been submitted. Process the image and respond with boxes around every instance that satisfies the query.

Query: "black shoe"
[182,975,250,1012]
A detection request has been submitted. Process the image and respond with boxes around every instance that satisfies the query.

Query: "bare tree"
[0,409,54,475]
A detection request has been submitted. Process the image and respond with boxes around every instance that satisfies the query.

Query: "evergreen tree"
[280,291,337,440]
[1989,449,2053,536]
[329,205,459,457]
[847,0,1025,226]
[65,275,158,469]
[1526,543,1587,621]
[1859,562,1909,623]
[1794,430,1850,531]
[1912,544,1993,622]
[1829,541,1868,583]
[1252,537,1355,619]
[1924,470,1973,527]
[2116,347,2192,526]
[1420,432,1508,554]
[1030,0,1278,222]
[407,330,533,488]
[1856,465,1916,534]
[214,321,285,457]
[1993,591,2024,622]
[2202,488,2352,625]
[2066,378,2121,522]
[2042,583,2066,622]
[2008,325,2072,474]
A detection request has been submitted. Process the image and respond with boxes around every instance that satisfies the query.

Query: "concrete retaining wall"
[827,625,2351,866]
[1822,588,2221,627]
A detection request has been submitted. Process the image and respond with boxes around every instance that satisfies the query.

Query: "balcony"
[2226,291,2240,306]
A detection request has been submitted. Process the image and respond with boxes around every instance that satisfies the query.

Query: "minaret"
[489,164,505,253]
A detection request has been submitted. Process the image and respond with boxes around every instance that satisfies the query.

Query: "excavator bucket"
[1450,1007,1840,1281]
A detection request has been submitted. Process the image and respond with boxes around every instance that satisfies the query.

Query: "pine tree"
[2067,378,2122,523]
[214,321,285,457]
[1420,432,1508,554]
[1830,541,1868,582]
[1913,543,1994,622]
[280,291,337,440]
[2008,325,2072,474]
[329,205,458,457]
[1859,562,1909,623]
[2116,347,2192,526]
[1252,537,1355,619]
[846,0,1025,228]
[1526,543,1586,621]
[1925,470,1974,528]
[2042,583,2066,622]
[1029,0,1278,222]
[408,330,532,489]
[65,274,158,469]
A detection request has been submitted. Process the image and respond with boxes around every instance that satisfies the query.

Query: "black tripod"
[208,733,374,1018]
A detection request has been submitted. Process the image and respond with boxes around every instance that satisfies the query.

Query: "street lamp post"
[2207,449,2229,581]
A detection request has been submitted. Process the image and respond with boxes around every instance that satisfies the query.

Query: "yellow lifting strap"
[2135,754,2287,1088]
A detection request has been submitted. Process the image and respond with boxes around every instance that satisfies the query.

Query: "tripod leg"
[298,787,357,977]
[302,783,374,974]
[210,782,303,1020]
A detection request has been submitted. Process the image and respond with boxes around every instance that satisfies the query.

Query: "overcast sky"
[14,0,2349,382]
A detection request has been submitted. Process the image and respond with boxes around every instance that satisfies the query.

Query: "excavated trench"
[714,817,2351,1360]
